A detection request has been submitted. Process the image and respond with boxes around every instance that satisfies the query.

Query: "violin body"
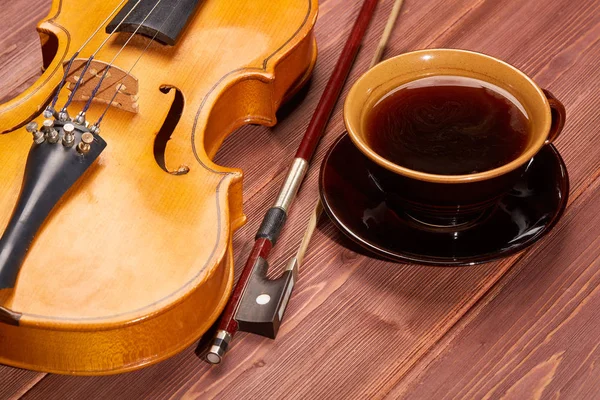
[0,0,317,374]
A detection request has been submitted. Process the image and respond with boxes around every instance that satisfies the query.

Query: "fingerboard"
[106,0,203,46]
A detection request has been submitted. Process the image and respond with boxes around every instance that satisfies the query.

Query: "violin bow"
[294,0,404,270]
[206,0,403,364]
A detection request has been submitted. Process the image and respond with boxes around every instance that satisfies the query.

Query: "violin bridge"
[64,59,139,113]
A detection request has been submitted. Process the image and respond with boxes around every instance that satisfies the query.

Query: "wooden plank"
[0,1,49,104]
[0,0,597,398]
[382,3,600,396]
[387,176,600,399]
[0,367,44,400]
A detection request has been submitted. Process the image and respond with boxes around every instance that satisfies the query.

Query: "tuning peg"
[62,123,75,147]
[77,132,94,155]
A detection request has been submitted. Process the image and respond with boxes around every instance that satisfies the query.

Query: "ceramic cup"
[344,49,566,228]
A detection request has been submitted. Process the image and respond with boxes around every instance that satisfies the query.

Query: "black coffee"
[365,76,530,175]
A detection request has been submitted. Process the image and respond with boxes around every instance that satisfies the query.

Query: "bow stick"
[206,0,403,364]
[293,0,404,271]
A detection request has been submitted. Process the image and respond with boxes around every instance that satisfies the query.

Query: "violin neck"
[106,0,204,46]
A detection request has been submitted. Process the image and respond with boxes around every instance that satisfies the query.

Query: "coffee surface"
[365,76,529,175]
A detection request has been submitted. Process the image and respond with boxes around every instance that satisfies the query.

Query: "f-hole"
[154,86,189,175]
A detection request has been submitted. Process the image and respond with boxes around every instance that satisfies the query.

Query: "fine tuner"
[25,119,98,155]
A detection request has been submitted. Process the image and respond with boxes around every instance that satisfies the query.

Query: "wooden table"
[1,0,599,398]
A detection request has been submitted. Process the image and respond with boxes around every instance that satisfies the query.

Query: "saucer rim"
[319,133,570,266]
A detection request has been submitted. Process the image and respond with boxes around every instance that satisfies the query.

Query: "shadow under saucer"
[319,134,569,266]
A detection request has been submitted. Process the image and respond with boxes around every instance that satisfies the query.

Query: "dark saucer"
[319,134,569,266]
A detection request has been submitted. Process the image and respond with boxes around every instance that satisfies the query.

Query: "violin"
[0,0,317,374]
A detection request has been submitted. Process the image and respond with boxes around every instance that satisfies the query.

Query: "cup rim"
[344,48,552,184]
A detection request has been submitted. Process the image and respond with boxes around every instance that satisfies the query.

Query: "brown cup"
[344,49,566,228]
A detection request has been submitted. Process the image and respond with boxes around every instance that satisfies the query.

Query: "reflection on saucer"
[319,134,569,266]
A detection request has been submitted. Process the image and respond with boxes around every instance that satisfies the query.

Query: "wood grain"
[391,177,600,399]
[0,2,48,105]
[0,0,599,397]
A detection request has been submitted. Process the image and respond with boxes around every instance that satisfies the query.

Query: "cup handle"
[543,89,566,143]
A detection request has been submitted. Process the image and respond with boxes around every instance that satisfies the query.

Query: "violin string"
[48,0,129,111]
[58,0,149,112]
[93,0,182,128]
[81,0,168,114]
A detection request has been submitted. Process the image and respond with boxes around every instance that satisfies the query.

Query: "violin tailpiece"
[0,121,106,289]
[0,306,21,326]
